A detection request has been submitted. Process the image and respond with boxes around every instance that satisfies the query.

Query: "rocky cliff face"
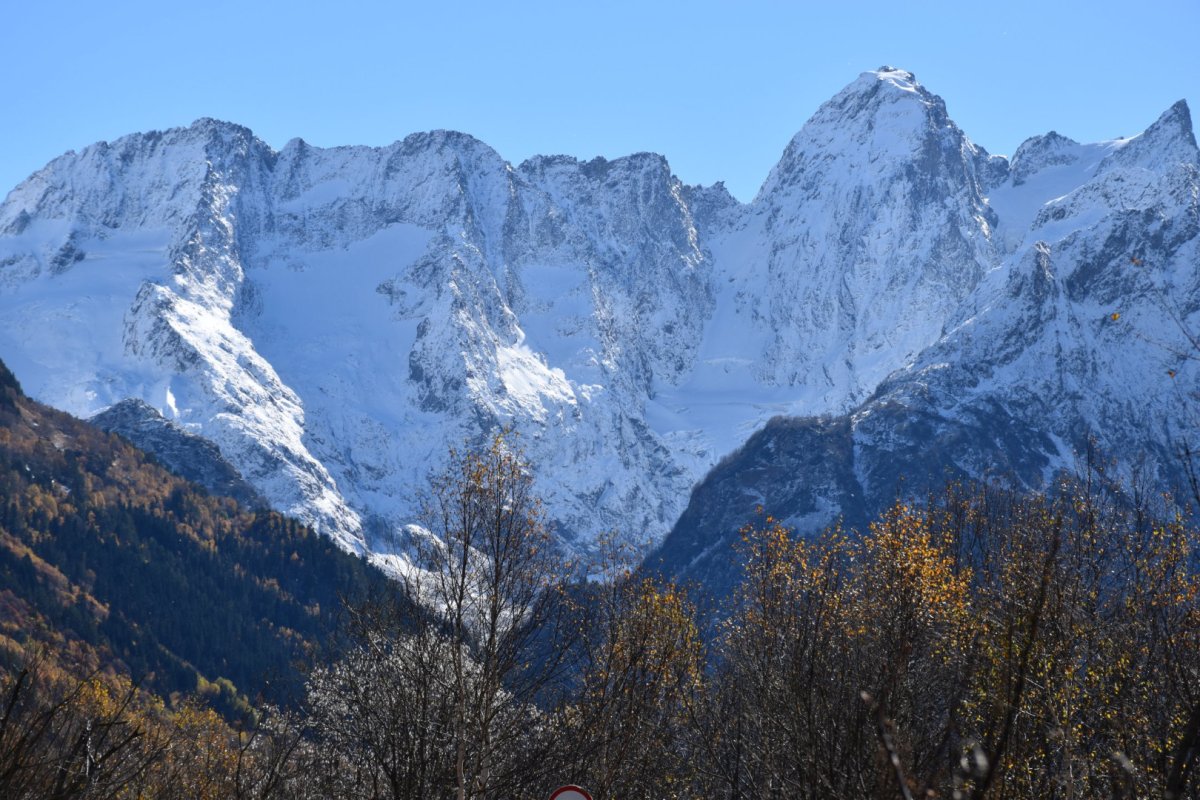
[90,398,265,508]
[653,98,1200,593]
[1,68,1194,581]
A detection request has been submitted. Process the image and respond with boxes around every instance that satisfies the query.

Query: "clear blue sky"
[3,0,1197,202]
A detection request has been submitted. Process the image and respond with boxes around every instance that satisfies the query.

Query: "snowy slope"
[650,67,1003,468]
[1,69,1195,578]
[655,98,1200,593]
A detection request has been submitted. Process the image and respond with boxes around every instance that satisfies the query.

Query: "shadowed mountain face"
[91,398,265,508]
[1,68,1196,585]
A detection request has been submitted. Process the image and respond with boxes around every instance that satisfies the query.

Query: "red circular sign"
[549,786,592,800]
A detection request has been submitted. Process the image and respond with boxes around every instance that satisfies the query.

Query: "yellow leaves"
[734,484,1200,786]
[590,574,705,711]
[850,502,974,657]
[736,501,976,661]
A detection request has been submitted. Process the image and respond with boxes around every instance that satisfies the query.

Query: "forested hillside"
[0,356,390,710]
[3,404,1200,797]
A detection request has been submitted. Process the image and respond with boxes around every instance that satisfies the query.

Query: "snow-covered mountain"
[1,67,1195,579]
[654,95,1200,593]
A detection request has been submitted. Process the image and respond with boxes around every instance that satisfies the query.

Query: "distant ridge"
[0,70,1195,585]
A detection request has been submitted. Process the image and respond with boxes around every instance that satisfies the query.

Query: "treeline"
[279,462,1200,799]
[3,403,1200,797]
[0,357,391,713]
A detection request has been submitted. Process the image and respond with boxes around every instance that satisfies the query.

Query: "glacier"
[1,67,1196,577]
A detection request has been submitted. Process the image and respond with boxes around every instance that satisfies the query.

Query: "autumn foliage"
[4,385,1200,798]
[702,480,1200,798]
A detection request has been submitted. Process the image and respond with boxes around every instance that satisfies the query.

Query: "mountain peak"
[188,116,253,135]
[397,128,498,157]
[871,65,920,89]
[1158,98,1193,130]
[835,66,927,102]
[756,66,958,201]
[181,117,263,153]
[1105,98,1198,169]
[1009,130,1085,185]
[1145,99,1195,149]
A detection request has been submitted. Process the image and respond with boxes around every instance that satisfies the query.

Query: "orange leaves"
[726,482,1200,796]
[738,502,972,650]
[622,579,703,686]
[848,502,974,661]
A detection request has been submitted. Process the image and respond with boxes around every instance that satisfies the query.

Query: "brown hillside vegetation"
[0,356,392,797]
[0,357,388,706]
[2,365,1199,797]
[704,481,1200,798]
